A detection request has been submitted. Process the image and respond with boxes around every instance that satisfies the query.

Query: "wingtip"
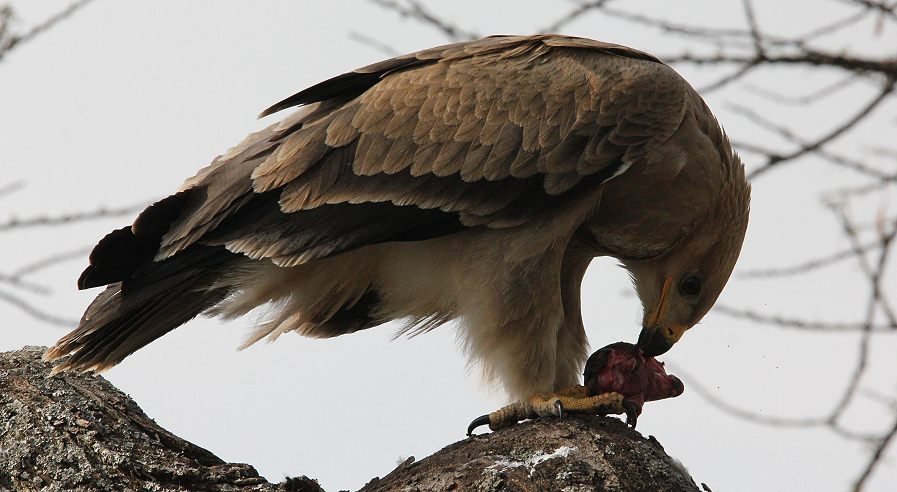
[77,266,93,290]
[257,104,283,119]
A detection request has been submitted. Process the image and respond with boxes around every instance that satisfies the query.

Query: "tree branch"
[366,0,478,41]
[747,78,896,179]
[736,241,881,278]
[0,203,145,232]
[853,413,897,491]
[0,0,97,61]
[0,289,77,326]
[539,0,616,33]
[713,304,896,331]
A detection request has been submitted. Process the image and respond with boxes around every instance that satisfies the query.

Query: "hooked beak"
[637,276,687,357]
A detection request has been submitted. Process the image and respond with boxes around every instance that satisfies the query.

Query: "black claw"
[622,400,639,428]
[554,399,564,419]
[467,414,491,436]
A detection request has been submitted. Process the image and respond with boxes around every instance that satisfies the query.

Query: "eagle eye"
[679,276,702,296]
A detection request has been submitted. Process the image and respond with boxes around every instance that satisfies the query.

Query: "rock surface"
[1,346,700,491]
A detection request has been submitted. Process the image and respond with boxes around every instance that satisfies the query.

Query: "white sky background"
[1,1,895,491]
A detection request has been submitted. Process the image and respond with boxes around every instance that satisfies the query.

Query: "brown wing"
[81,34,690,286]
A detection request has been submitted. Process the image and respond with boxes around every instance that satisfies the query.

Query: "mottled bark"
[361,417,699,491]
[1,346,699,491]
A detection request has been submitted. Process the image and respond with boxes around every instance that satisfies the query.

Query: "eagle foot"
[466,387,628,436]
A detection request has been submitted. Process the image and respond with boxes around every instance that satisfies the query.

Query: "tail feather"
[45,245,239,373]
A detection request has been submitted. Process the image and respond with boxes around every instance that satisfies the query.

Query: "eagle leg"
[466,387,629,436]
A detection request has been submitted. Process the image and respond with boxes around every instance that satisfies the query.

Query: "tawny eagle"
[46,35,750,410]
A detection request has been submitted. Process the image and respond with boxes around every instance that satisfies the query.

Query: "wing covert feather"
[153,35,691,266]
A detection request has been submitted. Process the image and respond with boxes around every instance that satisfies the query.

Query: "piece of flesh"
[583,341,684,418]
[467,341,683,435]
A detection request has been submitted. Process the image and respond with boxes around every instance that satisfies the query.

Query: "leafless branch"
[804,203,897,477]
[540,0,615,33]
[828,311,874,423]
[829,203,897,328]
[670,362,827,426]
[0,288,77,326]
[11,246,90,278]
[367,0,478,41]
[0,0,97,61]
[669,362,880,442]
[0,180,23,199]
[741,0,765,55]
[727,102,895,180]
[713,304,896,331]
[799,7,873,41]
[0,202,145,232]
[832,179,897,198]
[698,61,760,94]
[853,413,897,491]
[747,78,896,179]
[867,146,897,160]
[599,6,750,45]
[836,0,897,21]
[663,52,897,78]
[742,74,860,106]
[349,31,400,56]
[0,273,49,295]
[736,241,882,278]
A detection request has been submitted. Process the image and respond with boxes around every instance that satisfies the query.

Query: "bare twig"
[853,413,897,491]
[0,273,49,295]
[828,308,875,422]
[698,61,760,94]
[11,247,91,278]
[669,362,827,427]
[0,203,145,232]
[540,0,614,33]
[747,79,896,179]
[599,7,750,44]
[727,102,895,180]
[367,0,478,41]
[668,362,881,442]
[832,179,897,197]
[742,74,861,106]
[663,52,897,78]
[867,146,897,160]
[0,181,24,199]
[0,288,77,326]
[713,304,896,331]
[0,0,97,61]
[349,31,400,56]
[736,241,882,278]
[818,205,897,447]
[829,205,897,328]
[799,7,873,41]
[836,0,897,22]
[741,0,765,55]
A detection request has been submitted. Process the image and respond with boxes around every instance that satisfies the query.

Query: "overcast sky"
[2,1,895,491]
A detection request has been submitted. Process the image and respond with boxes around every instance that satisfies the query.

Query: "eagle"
[46,35,750,413]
